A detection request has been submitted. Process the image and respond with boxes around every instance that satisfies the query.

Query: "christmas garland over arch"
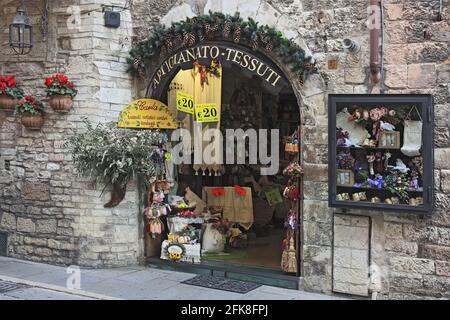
[128,11,318,85]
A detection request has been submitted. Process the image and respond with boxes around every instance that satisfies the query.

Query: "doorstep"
[147,258,299,290]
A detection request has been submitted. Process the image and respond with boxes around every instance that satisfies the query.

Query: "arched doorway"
[144,41,303,276]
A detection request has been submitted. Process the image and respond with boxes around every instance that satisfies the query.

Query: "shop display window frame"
[328,94,434,215]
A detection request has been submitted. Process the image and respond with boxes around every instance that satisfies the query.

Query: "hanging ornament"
[250,32,259,50]
[222,18,232,38]
[233,24,241,43]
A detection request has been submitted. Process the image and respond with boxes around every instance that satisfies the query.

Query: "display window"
[328,94,434,214]
[142,47,303,275]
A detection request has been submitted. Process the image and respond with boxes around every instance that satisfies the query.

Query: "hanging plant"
[15,95,45,129]
[65,120,169,207]
[0,75,24,111]
[44,74,78,113]
[128,11,317,85]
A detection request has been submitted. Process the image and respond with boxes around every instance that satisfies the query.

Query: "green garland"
[128,11,317,85]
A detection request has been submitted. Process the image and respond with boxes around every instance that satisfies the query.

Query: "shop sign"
[195,103,219,123]
[176,91,195,114]
[117,98,177,129]
[151,45,283,90]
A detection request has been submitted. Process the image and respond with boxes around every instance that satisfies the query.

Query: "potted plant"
[44,74,77,112]
[15,95,45,129]
[0,75,24,111]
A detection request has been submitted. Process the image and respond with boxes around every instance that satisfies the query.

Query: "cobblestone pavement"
[0,257,346,300]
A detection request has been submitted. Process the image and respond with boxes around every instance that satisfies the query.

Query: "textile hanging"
[192,64,223,177]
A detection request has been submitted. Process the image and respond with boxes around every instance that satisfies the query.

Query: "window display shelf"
[328,94,434,214]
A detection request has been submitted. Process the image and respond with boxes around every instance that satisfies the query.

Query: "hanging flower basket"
[44,74,77,113]
[0,95,19,111]
[48,95,73,112]
[15,95,45,130]
[0,75,24,111]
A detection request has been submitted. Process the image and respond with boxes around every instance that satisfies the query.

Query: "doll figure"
[374,151,385,174]
[367,152,376,176]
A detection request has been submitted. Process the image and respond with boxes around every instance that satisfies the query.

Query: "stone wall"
[1,0,449,299]
[0,0,142,267]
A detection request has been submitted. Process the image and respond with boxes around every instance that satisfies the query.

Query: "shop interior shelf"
[336,185,423,193]
[337,145,401,151]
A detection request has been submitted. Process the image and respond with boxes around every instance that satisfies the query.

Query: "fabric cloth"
[202,186,254,230]
[336,108,367,146]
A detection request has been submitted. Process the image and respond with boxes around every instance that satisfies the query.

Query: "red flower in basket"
[44,74,77,98]
[0,75,24,100]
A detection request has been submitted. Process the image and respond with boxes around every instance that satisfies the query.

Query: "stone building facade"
[1,0,449,299]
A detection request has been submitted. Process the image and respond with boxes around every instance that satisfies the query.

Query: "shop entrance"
[144,43,302,283]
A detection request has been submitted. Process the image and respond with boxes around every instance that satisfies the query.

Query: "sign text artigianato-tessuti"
[151,45,283,89]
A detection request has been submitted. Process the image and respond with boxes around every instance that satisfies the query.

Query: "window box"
[328,94,434,214]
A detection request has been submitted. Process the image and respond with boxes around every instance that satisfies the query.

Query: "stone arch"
[153,0,328,123]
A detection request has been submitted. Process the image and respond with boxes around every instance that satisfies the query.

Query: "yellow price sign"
[176,91,194,114]
[195,103,219,123]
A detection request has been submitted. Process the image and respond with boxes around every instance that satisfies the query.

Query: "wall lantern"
[9,4,33,55]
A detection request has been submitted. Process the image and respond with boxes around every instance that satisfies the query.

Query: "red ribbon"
[212,187,225,197]
[233,185,246,196]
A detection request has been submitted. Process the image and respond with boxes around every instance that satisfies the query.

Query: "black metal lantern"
[9,7,33,55]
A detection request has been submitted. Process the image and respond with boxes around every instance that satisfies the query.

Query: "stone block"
[303,221,332,246]
[385,222,403,239]
[344,68,366,84]
[384,3,403,20]
[0,212,16,229]
[385,239,419,256]
[390,257,435,275]
[17,218,36,233]
[407,64,436,89]
[36,219,57,234]
[440,170,450,193]
[303,164,328,182]
[24,237,47,246]
[333,267,368,285]
[303,200,332,223]
[420,244,450,262]
[333,282,368,297]
[22,182,50,201]
[384,64,408,89]
[436,261,450,277]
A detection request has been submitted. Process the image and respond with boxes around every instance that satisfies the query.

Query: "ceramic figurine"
[367,152,376,176]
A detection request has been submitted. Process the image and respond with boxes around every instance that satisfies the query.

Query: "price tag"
[195,103,220,122]
[176,91,194,114]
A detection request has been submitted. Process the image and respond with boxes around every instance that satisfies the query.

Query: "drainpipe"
[369,0,381,85]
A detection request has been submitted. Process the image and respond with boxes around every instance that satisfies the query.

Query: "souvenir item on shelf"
[384,152,392,169]
[392,159,410,173]
[337,151,355,170]
[367,174,383,189]
[184,187,206,214]
[283,183,300,201]
[374,152,385,174]
[411,157,423,176]
[336,193,350,201]
[202,223,225,253]
[145,217,164,238]
[408,170,422,192]
[337,108,367,145]
[336,128,353,147]
[362,135,377,147]
[337,169,354,187]
[370,119,381,143]
[383,171,409,202]
[281,237,297,273]
[401,106,423,157]
[284,210,298,230]
[265,188,283,207]
[379,131,401,149]
[352,192,367,202]
[165,243,186,261]
[380,121,396,131]
[282,162,304,178]
[370,197,381,203]
[367,152,376,176]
